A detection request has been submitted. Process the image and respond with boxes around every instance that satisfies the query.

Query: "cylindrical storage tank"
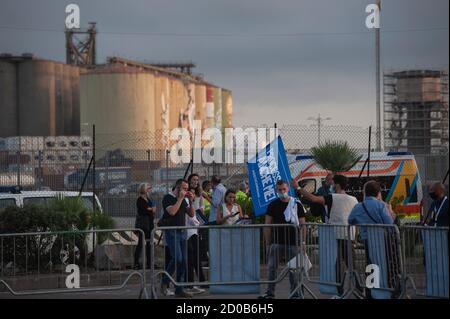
[186,82,196,130]
[154,76,170,154]
[18,60,56,136]
[213,87,222,130]
[62,65,74,136]
[54,63,64,135]
[205,86,215,128]
[71,66,81,135]
[168,78,179,129]
[0,61,18,137]
[80,70,156,152]
[221,89,233,128]
[194,84,206,128]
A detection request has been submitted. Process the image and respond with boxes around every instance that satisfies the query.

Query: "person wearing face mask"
[424,182,448,227]
[134,183,156,270]
[313,173,335,222]
[259,180,306,299]
[295,174,358,297]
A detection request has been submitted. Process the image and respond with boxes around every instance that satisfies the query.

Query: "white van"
[0,190,103,212]
[289,151,423,222]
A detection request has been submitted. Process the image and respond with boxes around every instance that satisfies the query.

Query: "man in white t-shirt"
[295,174,358,296]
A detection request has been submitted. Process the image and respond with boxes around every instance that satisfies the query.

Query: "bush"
[0,196,115,273]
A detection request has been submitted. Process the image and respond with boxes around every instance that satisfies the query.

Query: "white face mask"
[277,192,289,200]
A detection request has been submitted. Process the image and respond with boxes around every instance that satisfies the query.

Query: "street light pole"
[375,0,382,151]
[308,114,332,146]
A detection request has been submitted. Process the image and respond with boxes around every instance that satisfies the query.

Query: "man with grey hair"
[424,182,448,227]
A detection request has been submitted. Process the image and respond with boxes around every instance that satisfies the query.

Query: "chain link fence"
[1,125,448,227]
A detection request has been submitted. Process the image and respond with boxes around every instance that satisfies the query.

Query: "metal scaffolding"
[384,70,449,155]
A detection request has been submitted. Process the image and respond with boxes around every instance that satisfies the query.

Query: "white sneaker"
[185,286,206,294]
[192,286,206,294]
[166,288,175,296]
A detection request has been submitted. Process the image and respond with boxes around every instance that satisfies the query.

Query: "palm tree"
[311,140,362,174]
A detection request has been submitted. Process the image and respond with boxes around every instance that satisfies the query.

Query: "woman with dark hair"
[216,189,244,225]
[185,173,206,293]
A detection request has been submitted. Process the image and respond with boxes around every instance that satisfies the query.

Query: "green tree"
[311,140,362,174]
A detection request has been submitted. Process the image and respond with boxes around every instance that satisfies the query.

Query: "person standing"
[315,173,335,222]
[201,180,212,218]
[259,180,306,299]
[134,183,155,269]
[236,181,254,219]
[348,180,400,298]
[424,182,448,227]
[160,179,195,298]
[216,189,244,225]
[186,173,206,293]
[295,174,358,296]
[203,175,226,223]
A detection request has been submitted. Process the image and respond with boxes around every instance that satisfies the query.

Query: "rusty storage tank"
[213,87,222,129]
[195,83,206,128]
[154,75,171,153]
[0,58,18,137]
[80,65,156,153]
[221,89,233,128]
[205,86,215,128]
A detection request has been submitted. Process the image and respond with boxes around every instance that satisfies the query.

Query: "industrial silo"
[18,59,56,136]
[213,87,222,130]
[80,67,156,153]
[62,65,74,136]
[0,60,18,137]
[205,86,215,128]
[71,65,81,135]
[221,89,233,128]
[195,84,206,128]
[54,62,64,135]
[153,75,171,156]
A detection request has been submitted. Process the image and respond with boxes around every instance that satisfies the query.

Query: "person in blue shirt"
[424,182,448,227]
[348,181,395,240]
[348,180,400,298]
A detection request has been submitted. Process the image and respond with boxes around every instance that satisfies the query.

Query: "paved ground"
[0,273,423,299]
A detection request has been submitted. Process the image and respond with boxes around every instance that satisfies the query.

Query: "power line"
[0,25,447,38]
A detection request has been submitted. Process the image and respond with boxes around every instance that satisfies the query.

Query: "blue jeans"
[162,230,187,294]
[266,244,298,296]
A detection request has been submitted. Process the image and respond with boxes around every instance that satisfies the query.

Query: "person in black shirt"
[424,182,448,227]
[259,180,306,299]
[160,179,195,298]
[134,183,156,269]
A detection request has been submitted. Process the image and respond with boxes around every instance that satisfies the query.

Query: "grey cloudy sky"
[0,0,448,128]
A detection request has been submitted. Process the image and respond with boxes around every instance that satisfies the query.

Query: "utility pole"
[308,114,331,146]
[375,0,382,151]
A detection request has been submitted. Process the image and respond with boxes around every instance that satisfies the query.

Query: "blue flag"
[247,136,294,216]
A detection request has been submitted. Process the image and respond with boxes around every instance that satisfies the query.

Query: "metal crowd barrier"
[349,224,404,299]
[150,223,313,299]
[0,228,149,298]
[401,225,449,299]
[299,223,355,299]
